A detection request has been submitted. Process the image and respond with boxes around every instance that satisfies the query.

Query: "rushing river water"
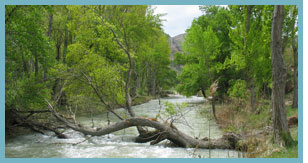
[6,95,242,158]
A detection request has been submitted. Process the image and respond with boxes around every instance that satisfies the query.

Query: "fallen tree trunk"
[6,109,68,139]
[46,101,242,149]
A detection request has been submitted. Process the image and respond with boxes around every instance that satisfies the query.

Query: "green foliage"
[6,74,51,110]
[174,52,187,65]
[5,6,53,110]
[177,15,222,97]
[64,53,126,108]
[176,64,202,96]
[5,5,174,114]
[158,101,187,119]
[134,27,176,96]
[226,5,274,98]
[163,101,177,116]
[227,79,247,100]
[176,6,238,98]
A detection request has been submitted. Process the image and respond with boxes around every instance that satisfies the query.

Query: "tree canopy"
[5,5,176,114]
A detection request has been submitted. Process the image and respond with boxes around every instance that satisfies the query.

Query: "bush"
[228,79,247,100]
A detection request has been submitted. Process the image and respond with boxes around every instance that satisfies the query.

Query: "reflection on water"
[5,95,242,158]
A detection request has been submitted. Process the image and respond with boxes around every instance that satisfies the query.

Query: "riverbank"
[214,98,298,158]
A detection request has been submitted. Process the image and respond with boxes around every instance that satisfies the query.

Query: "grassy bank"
[213,98,298,158]
[267,127,298,158]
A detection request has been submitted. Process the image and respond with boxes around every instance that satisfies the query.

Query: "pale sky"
[152,5,204,37]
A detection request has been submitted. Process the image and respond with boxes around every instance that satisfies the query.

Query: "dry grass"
[214,98,298,158]
[216,100,252,134]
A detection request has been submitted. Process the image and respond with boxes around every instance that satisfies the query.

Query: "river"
[5,95,242,158]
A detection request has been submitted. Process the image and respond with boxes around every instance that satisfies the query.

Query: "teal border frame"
[0,0,303,163]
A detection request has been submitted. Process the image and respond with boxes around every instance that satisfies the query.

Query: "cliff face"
[169,33,186,60]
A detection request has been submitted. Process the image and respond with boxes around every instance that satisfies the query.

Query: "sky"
[153,5,204,37]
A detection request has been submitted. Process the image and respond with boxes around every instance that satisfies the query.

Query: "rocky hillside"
[169,33,186,60]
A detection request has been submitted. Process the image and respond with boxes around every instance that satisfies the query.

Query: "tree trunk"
[56,43,61,61]
[34,52,39,77]
[52,42,64,105]
[6,109,67,139]
[125,55,135,117]
[245,6,257,112]
[201,89,206,98]
[100,15,148,135]
[244,5,253,47]
[135,74,140,96]
[43,9,53,81]
[62,26,68,64]
[271,5,292,146]
[291,34,298,108]
[151,74,156,96]
[21,52,28,75]
[202,91,217,121]
[125,54,147,135]
[48,11,53,38]
[212,96,217,121]
[250,80,256,112]
[246,6,253,34]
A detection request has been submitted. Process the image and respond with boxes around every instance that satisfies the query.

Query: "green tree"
[177,20,221,120]
[5,6,53,111]
[178,24,220,95]
[135,32,176,96]
[226,5,273,111]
